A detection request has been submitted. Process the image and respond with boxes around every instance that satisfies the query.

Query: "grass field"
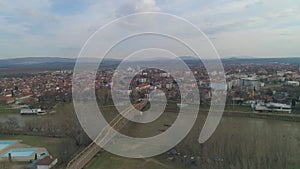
[0,134,76,169]
[86,152,184,169]
[2,102,299,169]
[84,102,300,169]
[0,134,68,158]
[85,103,195,169]
[0,105,19,114]
[224,104,253,112]
[85,109,204,169]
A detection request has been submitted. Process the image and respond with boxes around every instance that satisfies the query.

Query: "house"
[5,96,14,104]
[136,83,150,91]
[36,156,57,169]
[165,83,173,89]
[138,78,147,83]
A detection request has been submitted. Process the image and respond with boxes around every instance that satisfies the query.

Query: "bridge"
[66,101,147,169]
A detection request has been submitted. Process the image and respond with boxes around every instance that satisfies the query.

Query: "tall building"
[240,77,260,91]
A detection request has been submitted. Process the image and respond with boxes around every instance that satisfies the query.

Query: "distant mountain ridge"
[0,57,74,66]
[0,57,121,71]
[0,56,300,71]
[225,56,257,60]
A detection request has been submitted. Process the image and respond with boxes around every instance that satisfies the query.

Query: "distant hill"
[225,56,257,60]
[0,57,74,65]
[221,57,300,65]
[0,56,299,73]
[0,57,121,71]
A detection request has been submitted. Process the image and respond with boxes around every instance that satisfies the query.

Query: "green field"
[2,102,300,169]
[0,134,85,169]
[84,102,300,169]
[0,134,68,158]
[0,105,19,114]
[85,109,204,169]
[87,152,184,169]
[224,104,253,112]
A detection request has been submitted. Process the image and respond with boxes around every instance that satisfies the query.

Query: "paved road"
[66,101,147,169]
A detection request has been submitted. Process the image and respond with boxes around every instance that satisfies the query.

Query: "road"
[66,101,147,169]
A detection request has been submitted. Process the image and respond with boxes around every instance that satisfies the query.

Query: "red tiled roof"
[36,156,56,165]
[138,83,150,88]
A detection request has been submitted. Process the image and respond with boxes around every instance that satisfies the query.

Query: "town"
[1,61,299,113]
[1,58,300,169]
[1,0,300,168]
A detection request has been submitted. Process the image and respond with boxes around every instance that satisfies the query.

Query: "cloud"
[137,0,160,12]
[115,0,160,17]
[0,0,299,58]
[269,8,297,18]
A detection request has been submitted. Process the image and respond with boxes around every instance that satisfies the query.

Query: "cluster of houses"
[0,71,73,105]
[1,63,299,114]
[226,65,300,113]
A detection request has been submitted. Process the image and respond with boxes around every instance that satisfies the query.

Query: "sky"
[0,0,299,59]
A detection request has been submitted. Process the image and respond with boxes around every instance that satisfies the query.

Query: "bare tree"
[0,122,4,134]
[4,117,19,135]
[0,161,11,169]
[25,120,35,132]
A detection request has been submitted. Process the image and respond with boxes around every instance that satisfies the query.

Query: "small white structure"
[286,81,299,86]
[255,102,292,113]
[20,109,36,115]
[20,108,46,115]
[36,156,57,169]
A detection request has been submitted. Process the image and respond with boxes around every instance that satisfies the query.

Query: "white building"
[20,108,45,115]
[240,77,260,91]
[286,81,299,86]
[255,102,292,113]
[20,109,36,115]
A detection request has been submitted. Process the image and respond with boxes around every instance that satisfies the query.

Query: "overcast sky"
[0,0,299,59]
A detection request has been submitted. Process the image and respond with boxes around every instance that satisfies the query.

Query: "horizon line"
[1,55,300,61]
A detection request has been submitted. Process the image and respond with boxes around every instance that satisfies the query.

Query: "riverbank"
[224,110,300,122]
[87,109,300,169]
